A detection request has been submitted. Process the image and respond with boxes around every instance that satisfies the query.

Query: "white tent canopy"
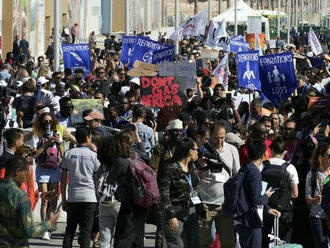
[212,0,269,39]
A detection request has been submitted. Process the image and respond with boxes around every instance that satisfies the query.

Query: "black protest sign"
[140,76,187,108]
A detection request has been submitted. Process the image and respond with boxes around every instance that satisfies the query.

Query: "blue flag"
[259,53,296,106]
[62,44,91,78]
[307,56,323,69]
[120,36,138,66]
[237,51,261,91]
[128,37,162,68]
[152,46,175,64]
[230,40,250,53]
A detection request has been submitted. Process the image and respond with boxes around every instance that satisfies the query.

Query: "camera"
[196,148,227,173]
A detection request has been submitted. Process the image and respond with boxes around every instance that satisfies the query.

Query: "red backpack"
[128,157,159,208]
[36,138,62,169]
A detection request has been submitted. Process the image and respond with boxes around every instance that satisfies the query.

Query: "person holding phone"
[31,112,63,240]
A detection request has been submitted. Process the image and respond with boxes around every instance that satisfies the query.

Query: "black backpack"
[262,160,292,211]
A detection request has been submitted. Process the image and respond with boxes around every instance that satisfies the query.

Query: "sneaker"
[42,231,51,240]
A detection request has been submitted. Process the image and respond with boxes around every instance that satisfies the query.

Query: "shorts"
[36,165,61,183]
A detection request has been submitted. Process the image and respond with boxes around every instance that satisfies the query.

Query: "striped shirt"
[0,179,51,247]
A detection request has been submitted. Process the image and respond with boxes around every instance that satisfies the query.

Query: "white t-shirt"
[198,142,240,205]
[260,157,299,185]
[61,146,100,203]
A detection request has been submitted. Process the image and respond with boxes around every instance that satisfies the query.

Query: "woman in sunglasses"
[31,112,63,240]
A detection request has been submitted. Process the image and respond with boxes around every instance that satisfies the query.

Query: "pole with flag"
[308,26,322,55]
[234,0,237,35]
[213,53,229,90]
[170,9,207,42]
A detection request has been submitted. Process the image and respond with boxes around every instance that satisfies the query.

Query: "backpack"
[36,138,62,169]
[97,171,118,205]
[223,167,249,219]
[128,156,159,208]
[262,160,292,211]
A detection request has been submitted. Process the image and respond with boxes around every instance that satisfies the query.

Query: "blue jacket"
[240,162,270,228]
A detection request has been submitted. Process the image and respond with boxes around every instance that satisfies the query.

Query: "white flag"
[213,53,229,90]
[205,20,230,51]
[169,9,207,42]
[308,27,322,55]
[255,34,263,56]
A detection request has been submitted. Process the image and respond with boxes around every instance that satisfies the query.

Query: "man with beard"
[151,119,184,248]
[56,97,74,128]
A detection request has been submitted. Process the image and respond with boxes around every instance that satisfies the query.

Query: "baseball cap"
[37,76,49,85]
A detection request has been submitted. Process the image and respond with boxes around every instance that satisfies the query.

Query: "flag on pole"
[213,53,229,90]
[169,9,208,42]
[205,20,230,51]
[308,27,322,55]
[255,34,263,56]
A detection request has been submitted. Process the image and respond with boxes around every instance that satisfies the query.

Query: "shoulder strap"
[311,170,317,198]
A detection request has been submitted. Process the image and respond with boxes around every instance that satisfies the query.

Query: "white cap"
[130,77,140,86]
[37,76,49,85]
[16,81,23,87]
[167,119,183,130]
[120,86,130,95]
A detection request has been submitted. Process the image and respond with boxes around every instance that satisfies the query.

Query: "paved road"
[29,222,156,248]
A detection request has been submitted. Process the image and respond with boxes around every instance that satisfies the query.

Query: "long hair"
[32,112,59,138]
[311,143,330,171]
[97,130,134,165]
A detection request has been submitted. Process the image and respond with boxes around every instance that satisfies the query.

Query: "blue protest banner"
[307,56,323,69]
[259,53,296,106]
[128,37,162,69]
[62,44,91,78]
[231,35,245,42]
[152,46,175,64]
[230,40,250,53]
[236,51,261,91]
[120,36,137,66]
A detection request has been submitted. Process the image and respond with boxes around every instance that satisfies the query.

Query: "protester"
[61,127,100,248]
[261,136,299,247]
[159,137,202,247]
[306,144,330,248]
[31,112,63,240]
[0,128,24,178]
[0,156,61,247]
[236,140,281,248]
[197,122,240,248]
[97,131,148,247]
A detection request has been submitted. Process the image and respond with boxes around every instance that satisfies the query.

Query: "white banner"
[247,16,262,35]
[205,20,229,51]
[169,9,207,41]
[213,53,229,90]
[308,27,322,56]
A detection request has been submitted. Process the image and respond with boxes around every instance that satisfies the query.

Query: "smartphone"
[55,202,62,214]
[271,187,280,192]
[226,93,231,105]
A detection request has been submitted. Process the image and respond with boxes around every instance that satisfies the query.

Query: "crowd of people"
[0,26,329,248]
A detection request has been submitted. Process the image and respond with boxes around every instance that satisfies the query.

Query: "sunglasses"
[43,120,52,124]
[121,102,129,105]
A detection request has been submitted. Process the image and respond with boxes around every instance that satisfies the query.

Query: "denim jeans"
[63,202,97,248]
[310,216,329,248]
[99,203,121,248]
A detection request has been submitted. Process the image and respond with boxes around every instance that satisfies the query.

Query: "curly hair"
[32,112,59,138]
